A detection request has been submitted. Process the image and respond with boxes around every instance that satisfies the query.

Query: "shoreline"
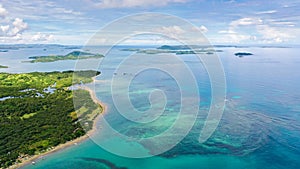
[11,76,107,169]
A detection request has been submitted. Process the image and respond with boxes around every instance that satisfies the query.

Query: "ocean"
[1,45,300,169]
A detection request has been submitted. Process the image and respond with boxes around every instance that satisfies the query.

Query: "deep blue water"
[1,45,300,169]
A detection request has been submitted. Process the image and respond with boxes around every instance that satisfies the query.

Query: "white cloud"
[218,30,236,34]
[2,1,87,25]
[218,30,251,43]
[53,7,82,16]
[199,25,208,33]
[191,25,208,33]
[0,5,29,43]
[255,10,277,15]
[0,25,10,32]
[1,18,28,38]
[31,32,54,41]
[0,4,8,17]
[218,17,295,43]
[92,0,189,8]
[12,33,22,40]
[267,20,295,27]
[10,18,28,36]
[256,25,293,43]
[155,25,185,38]
[225,0,235,3]
[122,36,177,45]
[0,32,56,43]
[230,17,263,27]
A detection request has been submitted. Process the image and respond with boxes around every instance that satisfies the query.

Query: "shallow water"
[1,46,299,169]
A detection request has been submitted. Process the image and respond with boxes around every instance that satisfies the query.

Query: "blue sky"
[0,0,299,45]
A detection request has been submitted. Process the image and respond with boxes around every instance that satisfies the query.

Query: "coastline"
[11,76,107,169]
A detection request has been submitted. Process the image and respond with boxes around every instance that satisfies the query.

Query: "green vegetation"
[0,65,8,69]
[0,70,102,168]
[120,48,140,52]
[157,45,192,50]
[235,52,253,57]
[121,45,223,55]
[26,51,104,63]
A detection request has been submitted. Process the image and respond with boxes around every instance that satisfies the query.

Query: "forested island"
[26,51,104,63]
[234,52,253,57]
[121,45,222,55]
[0,65,8,69]
[0,70,103,168]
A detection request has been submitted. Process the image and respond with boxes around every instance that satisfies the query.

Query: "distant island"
[26,51,104,63]
[234,52,253,57]
[121,45,223,55]
[0,70,104,168]
[0,65,8,68]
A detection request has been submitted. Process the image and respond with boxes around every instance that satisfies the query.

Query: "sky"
[0,0,300,45]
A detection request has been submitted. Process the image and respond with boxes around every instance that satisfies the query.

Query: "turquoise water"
[1,46,300,169]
